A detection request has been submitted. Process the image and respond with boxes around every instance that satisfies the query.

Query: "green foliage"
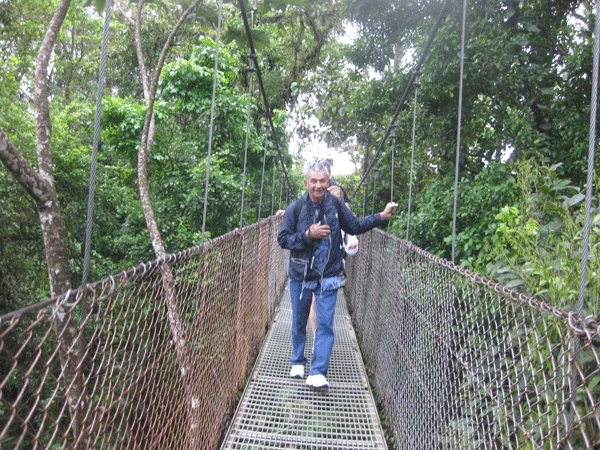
[345,0,442,72]
[388,158,599,320]
[0,170,48,309]
[315,0,599,200]
[487,161,600,317]
[101,98,146,161]
[100,38,295,251]
[240,0,343,111]
[389,161,518,267]
[50,99,151,281]
[0,0,333,312]
[223,26,271,51]
[81,0,106,12]
[159,41,237,105]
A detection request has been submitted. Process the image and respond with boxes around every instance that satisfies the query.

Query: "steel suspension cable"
[451,0,468,264]
[201,0,224,246]
[387,129,395,232]
[390,132,395,203]
[271,155,276,215]
[257,127,268,220]
[568,0,600,441]
[349,0,452,202]
[578,0,599,326]
[237,0,295,199]
[406,73,420,241]
[240,56,255,228]
[82,0,112,294]
[371,166,377,214]
[278,172,284,210]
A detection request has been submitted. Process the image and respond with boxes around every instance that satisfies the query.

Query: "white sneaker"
[290,365,305,378]
[306,374,329,389]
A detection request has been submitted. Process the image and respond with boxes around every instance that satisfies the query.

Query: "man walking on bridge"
[277,161,398,388]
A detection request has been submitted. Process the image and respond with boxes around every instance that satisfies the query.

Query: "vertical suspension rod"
[451,0,468,264]
[201,0,224,246]
[240,55,255,228]
[257,125,268,221]
[82,0,113,296]
[406,73,420,241]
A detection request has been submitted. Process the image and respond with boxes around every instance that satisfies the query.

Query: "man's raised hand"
[380,202,398,221]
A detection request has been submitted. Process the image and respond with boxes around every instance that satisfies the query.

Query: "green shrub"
[487,161,599,317]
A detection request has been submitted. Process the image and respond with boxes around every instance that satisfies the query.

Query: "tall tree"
[113,1,218,445]
[0,0,94,446]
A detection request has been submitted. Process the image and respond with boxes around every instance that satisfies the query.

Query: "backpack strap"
[316,199,326,224]
[329,194,343,216]
[294,197,304,224]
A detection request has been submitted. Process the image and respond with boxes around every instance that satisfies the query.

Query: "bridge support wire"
[451,0,468,264]
[406,72,420,241]
[201,0,224,247]
[82,0,112,300]
[257,126,268,221]
[239,53,255,228]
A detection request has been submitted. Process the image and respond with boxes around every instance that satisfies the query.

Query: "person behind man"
[320,159,351,206]
[277,161,397,388]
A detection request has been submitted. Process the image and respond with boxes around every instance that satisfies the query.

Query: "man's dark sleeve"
[338,201,382,236]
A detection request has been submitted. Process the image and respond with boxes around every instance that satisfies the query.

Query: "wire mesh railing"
[0,216,287,450]
[345,229,600,450]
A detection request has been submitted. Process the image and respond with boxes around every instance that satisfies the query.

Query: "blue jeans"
[289,279,339,377]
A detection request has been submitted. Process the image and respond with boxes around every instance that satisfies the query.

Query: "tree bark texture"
[0,0,92,447]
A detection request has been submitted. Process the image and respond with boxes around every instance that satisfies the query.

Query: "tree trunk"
[34,2,93,447]
[0,0,91,447]
[130,0,205,446]
[34,0,72,298]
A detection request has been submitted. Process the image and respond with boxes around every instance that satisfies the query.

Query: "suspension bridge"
[1,0,600,449]
[1,219,599,449]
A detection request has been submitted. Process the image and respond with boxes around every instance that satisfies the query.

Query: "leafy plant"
[389,160,517,268]
[488,161,600,318]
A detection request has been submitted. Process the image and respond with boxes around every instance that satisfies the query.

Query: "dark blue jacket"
[277,191,383,282]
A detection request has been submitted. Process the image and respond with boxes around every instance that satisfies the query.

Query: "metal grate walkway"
[220,282,388,449]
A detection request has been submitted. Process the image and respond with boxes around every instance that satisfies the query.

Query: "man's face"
[304,170,330,203]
